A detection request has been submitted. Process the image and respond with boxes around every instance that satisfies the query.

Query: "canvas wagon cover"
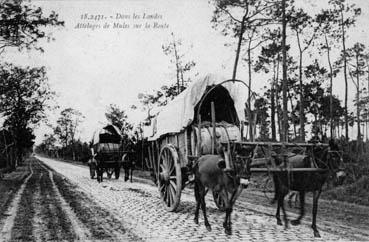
[91,124,123,161]
[92,124,122,145]
[148,74,247,140]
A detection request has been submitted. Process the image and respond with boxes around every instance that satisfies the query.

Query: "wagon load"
[89,124,123,181]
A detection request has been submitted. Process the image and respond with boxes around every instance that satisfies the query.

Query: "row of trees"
[0,0,63,170]
[136,0,369,155]
[36,104,137,162]
[210,0,363,144]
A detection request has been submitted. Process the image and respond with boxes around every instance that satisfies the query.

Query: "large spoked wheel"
[158,144,182,212]
[213,190,226,211]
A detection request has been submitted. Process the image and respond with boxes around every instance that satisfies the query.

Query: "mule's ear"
[217,159,226,169]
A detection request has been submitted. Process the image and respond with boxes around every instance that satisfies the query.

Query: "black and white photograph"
[0,0,369,241]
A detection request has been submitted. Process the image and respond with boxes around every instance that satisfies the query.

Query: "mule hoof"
[206,225,212,232]
[277,220,283,226]
[194,218,198,225]
[291,219,300,226]
[225,228,232,235]
[314,230,321,238]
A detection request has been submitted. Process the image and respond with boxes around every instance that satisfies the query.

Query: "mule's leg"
[271,175,279,204]
[312,190,322,237]
[200,186,211,231]
[220,190,230,229]
[276,189,288,227]
[224,207,233,235]
[291,191,305,226]
[225,186,243,235]
[276,194,282,225]
[275,187,285,226]
[280,193,288,229]
[97,166,102,183]
[193,182,201,225]
[124,166,129,182]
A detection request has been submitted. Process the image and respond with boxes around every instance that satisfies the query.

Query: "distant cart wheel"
[158,144,182,212]
[213,190,226,211]
[115,163,121,179]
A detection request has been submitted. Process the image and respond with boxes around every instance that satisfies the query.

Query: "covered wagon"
[145,74,249,211]
[89,124,124,182]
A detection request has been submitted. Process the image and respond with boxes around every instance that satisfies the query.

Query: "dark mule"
[193,154,251,235]
[122,152,135,182]
[273,140,344,237]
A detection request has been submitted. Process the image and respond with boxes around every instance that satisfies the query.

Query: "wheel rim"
[213,190,226,211]
[158,145,182,212]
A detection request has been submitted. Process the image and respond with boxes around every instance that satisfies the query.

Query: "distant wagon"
[89,124,128,182]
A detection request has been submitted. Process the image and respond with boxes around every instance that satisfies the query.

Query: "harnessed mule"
[273,140,344,237]
[193,149,251,235]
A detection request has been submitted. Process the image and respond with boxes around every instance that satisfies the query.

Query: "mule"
[273,140,344,237]
[193,154,251,235]
[122,153,134,182]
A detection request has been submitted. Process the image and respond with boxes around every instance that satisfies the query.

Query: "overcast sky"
[4,0,369,143]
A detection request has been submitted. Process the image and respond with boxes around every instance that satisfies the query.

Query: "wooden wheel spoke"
[162,150,168,169]
[166,149,172,168]
[168,154,175,174]
[159,164,165,172]
[170,180,177,192]
[166,186,171,205]
[159,183,165,192]
[163,185,168,202]
[169,175,177,180]
[168,184,175,205]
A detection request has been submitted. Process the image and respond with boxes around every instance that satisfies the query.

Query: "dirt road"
[1,156,368,241]
[0,158,136,241]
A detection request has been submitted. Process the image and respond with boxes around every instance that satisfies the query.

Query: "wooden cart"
[89,124,130,181]
[145,75,330,212]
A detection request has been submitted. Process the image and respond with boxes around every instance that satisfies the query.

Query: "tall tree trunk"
[356,53,361,152]
[325,34,334,139]
[172,33,181,95]
[276,55,282,141]
[232,15,246,80]
[248,46,254,141]
[341,10,349,140]
[271,59,277,141]
[282,0,288,142]
[296,31,305,142]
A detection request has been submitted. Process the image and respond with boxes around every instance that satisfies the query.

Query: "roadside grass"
[323,176,369,206]
[0,159,30,219]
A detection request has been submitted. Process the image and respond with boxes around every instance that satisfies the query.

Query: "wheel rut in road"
[0,158,137,241]
[0,162,33,241]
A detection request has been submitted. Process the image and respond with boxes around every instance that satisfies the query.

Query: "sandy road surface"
[35,155,368,241]
[0,158,135,241]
